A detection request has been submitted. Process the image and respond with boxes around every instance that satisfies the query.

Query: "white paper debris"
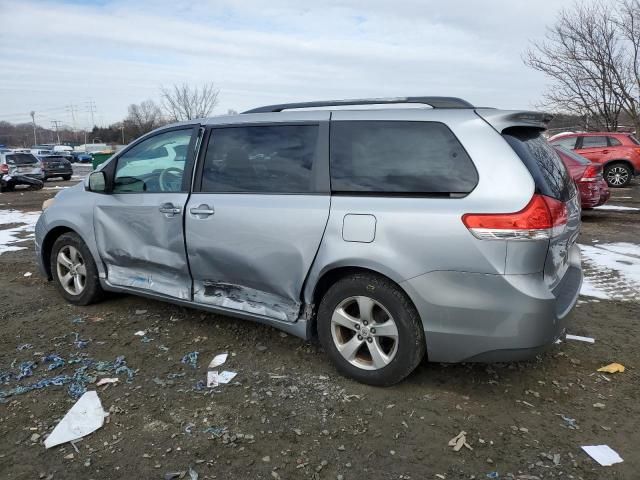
[96,377,119,386]
[218,371,237,383]
[207,371,219,388]
[44,391,108,449]
[134,330,146,336]
[581,445,623,466]
[566,334,595,343]
[208,353,228,369]
[23,272,32,277]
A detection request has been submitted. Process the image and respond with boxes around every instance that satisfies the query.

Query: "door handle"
[190,204,215,217]
[602,149,609,154]
[159,203,181,216]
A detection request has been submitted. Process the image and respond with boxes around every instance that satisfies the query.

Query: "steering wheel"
[158,167,184,192]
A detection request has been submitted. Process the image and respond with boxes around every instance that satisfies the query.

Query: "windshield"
[6,153,39,165]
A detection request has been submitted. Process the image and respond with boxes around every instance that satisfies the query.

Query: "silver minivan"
[35,97,582,385]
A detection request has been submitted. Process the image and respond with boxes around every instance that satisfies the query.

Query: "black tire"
[50,232,104,305]
[604,162,632,188]
[317,273,426,386]
[62,175,71,181]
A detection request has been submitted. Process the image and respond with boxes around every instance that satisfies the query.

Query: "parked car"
[39,155,73,181]
[35,97,582,385]
[554,146,610,209]
[71,151,93,163]
[0,151,44,191]
[549,132,640,187]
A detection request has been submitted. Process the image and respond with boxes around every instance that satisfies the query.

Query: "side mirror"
[87,171,107,192]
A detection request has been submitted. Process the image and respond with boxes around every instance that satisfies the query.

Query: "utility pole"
[120,126,125,145]
[30,111,37,146]
[85,100,97,129]
[51,120,62,144]
[66,104,78,141]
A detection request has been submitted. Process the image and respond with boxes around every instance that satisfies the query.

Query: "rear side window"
[581,136,607,148]
[201,125,318,193]
[6,153,38,165]
[503,129,576,201]
[330,121,478,195]
[607,137,622,146]
[550,136,577,149]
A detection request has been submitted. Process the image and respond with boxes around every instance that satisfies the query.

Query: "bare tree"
[124,100,164,138]
[160,83,220,121]
[524,1,629,131]
[613,0,640,132]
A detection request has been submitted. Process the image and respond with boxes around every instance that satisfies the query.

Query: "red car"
[554,146,610,209]
[549,132,640,187]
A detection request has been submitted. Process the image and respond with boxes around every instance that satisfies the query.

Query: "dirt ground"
[0,172,639,480]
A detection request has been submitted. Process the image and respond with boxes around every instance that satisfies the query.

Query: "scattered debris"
[486,472,499,478]
[581,445,624,466]
[17,361,36,380]
[206,371,218,388]
[566,334,595,343]
[593,402,606,409]
[556,414,578,429]
[208,353,228,369]
[448,431,472,451]
[23,272,32,277]
[135,309,147,315]
[17,343,33,351]
[96,377,119,387]
[181,352,199,369]
[134,331,146,337]
[216,371,237,384]
[44,391,108,448]
[43,354,65,371]
[597,363,625,373]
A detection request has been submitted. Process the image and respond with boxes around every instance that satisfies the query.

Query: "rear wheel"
[50,232,103,305]
[62,175,71,181]
[317,273,426,386]
[604,163,632,187]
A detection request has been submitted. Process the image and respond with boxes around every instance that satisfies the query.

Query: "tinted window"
[607,136,622,146]
[114,128,192,193]
[550,136,577,149]
[581,136,607,148]
[554,146,590,165]
[6,153,38,165]
[201,125,318,193]
[504,129,576,201]
[330,121,478,194]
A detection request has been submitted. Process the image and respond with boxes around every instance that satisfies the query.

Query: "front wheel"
[317,273,426,386]
[50,232,104,305]
[62,175,71,181]
[604,163,632,187]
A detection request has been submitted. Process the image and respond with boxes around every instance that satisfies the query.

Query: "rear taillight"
[462,194,568,241]
[580,164,602,182]
[0,163,8,175]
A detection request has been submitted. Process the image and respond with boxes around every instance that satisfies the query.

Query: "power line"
[51,120,62,144]
[86,100,97,128]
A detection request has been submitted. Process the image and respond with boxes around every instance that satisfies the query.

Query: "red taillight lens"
[462,194,568,240]
[0,163,8,175]
[580,165,602,182]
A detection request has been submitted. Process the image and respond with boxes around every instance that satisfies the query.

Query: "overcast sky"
[0,0,575,129]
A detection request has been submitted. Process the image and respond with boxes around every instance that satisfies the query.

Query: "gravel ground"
[0,171,639,480]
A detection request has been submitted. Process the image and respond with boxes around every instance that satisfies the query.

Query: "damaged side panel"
[94,194,191,300]
[195,281,301,322]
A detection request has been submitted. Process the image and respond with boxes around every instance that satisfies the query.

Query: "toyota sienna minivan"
[35,97,582,385]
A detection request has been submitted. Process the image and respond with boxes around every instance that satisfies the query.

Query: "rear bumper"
[401,262,582,363]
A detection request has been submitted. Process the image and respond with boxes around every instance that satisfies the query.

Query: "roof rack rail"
[242,96,474,114]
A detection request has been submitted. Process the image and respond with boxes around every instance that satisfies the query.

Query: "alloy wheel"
[330,296,399,370]
[56,245,87,295]
[606,166,629,186]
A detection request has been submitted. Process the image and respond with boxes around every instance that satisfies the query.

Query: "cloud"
[0,0,574,128]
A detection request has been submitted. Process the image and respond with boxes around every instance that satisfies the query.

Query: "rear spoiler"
[475,109,554,133]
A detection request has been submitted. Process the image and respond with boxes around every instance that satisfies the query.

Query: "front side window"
[550,136,577,149]
[330,121,478,194]
[114,129,193,193]
[201,125,318,193]
[581,136,607,148]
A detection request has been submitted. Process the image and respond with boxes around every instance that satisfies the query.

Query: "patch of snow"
[594,204,639,211]
[0,209,41,255]
[579,243,640,302]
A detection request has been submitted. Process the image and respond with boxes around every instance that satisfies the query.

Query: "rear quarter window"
[330,121,478,195]
[503,129,576,202]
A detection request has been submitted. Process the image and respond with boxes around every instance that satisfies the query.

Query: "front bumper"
[401,264,582,363]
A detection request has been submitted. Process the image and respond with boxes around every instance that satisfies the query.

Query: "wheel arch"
[41,226,98,280]
[603,158,634,171]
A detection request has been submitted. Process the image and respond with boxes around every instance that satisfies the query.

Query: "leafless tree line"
[525,0,640,132]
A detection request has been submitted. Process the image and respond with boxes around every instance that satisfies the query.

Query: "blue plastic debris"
[486,472,499,479]
[71,317,85,324]
[43,354,65,371]
[167,373,185,379]
[184,423,196,434]
[203,426,226,436]
[558,414,578,429]
[17,343,33,351]
[194,380,206,391]
[72,332,90,349]
[181,351,199,369]
[0,374,72,401]
[0,372,11,383]
[141,336,153,343]
[16,361,37,380]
